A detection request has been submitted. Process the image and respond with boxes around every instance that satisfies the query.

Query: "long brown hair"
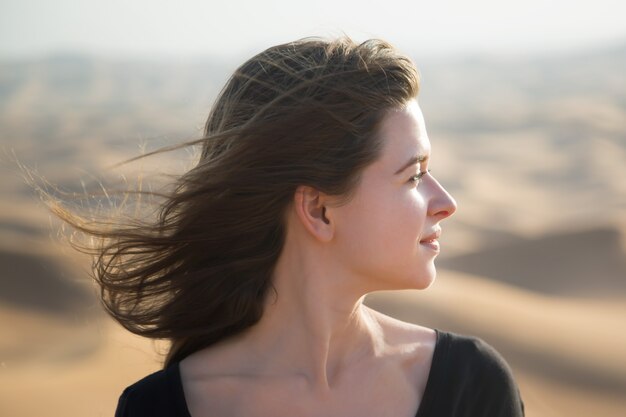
[42,37,419,368]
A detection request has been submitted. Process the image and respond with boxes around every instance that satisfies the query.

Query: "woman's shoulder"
[114,364,189,417]
[366,308,514,376]
[436,330,517,381]
[429,329,526,416]
[367,307,437,346]
[368,309,524,415]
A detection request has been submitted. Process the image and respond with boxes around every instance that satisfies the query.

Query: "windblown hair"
[47,37,419,368]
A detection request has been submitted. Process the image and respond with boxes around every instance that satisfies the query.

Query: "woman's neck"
[232,241,387,393]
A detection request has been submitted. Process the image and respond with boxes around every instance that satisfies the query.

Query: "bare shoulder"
[366,306,436,348]
[365,306,437,401]
[179,341,253,416]
[365,306,437,378]
[179,336,247,382]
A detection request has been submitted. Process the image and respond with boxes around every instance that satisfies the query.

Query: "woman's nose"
[426,175,457,219]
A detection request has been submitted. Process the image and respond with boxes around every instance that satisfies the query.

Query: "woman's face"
[331,99,457,291]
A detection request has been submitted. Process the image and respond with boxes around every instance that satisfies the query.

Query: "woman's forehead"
[377,100,431,167]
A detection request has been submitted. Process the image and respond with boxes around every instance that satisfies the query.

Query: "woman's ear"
[293,185,334,242]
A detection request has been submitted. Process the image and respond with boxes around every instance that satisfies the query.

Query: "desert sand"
[0,44,625,416]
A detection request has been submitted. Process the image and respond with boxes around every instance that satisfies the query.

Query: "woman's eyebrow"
[394,154,429,175]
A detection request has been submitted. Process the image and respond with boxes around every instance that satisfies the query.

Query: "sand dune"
[0,248,95,314]
[0,316,161,417]
[438,226,626,297]
[0,247,99,368]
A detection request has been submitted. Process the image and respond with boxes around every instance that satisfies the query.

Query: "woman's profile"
[47,36,525,416]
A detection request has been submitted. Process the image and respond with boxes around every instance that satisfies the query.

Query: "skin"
[180,99,457,417]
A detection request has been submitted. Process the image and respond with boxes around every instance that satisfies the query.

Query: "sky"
[1,0,625,59]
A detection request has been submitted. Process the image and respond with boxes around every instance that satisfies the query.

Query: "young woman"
[56,37,524,416]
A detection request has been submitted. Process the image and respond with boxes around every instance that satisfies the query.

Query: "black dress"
[115,329,525,416]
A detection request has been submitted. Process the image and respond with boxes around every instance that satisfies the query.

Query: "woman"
[54,37,524,416]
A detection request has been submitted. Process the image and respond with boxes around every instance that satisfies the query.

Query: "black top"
[115,329,525,416]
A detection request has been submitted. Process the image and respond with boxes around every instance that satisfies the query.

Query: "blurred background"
[1,1,625,416]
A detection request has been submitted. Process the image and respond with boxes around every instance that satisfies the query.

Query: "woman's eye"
[409,169,431,185]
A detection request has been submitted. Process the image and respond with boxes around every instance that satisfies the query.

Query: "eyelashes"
[409,169,431,184]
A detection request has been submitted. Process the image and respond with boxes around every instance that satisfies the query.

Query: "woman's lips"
[420,239,440,251]
[419,229,441,251]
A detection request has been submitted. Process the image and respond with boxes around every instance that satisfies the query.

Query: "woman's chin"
[365,264,437,292]
[411,265,437,290]
[391,270,437,291]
